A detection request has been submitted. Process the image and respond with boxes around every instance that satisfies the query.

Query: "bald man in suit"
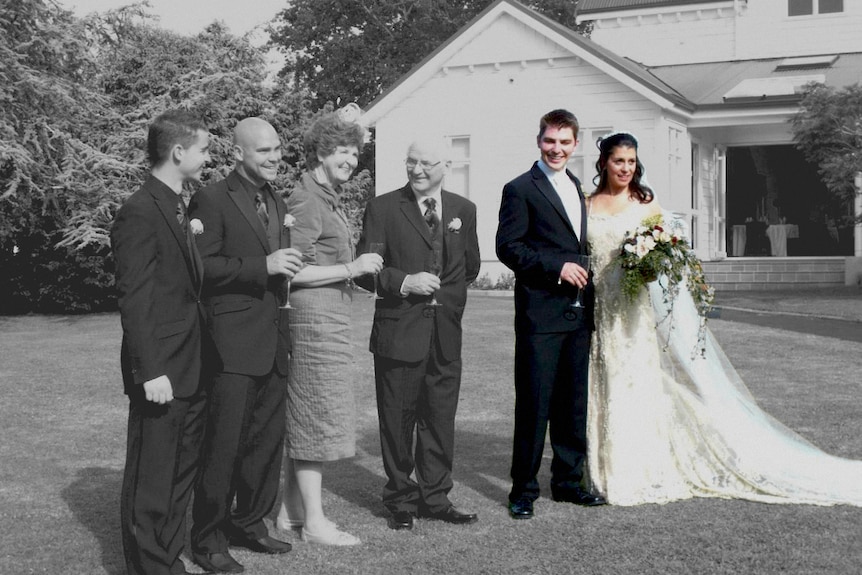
[189,118,303,573]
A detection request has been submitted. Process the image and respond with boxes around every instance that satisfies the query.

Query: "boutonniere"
[189,219,204,235]
[283,214,296,228]
[447,217,462,233]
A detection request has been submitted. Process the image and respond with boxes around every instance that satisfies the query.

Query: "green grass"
[1,295,861,575]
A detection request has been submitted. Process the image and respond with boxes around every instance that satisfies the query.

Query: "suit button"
[422,307,435,319]
[274,319,279,325]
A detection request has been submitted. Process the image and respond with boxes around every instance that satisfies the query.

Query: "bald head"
[233,117,282,186]
[406,137,450,165]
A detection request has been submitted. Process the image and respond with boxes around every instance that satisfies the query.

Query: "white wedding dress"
[586,203,862,506]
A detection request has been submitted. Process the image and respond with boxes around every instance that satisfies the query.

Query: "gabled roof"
[577,0,727,15]
[361,0,859,127]
[362,0,693,126]
[647,53,862,109]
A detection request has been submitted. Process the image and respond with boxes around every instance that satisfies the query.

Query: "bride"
[585,132,862,506]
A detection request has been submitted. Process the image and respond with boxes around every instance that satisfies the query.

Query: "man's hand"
[559,262,589,288]
[401,272,441,296]
[143,375,173,404]
[266,248,304,278]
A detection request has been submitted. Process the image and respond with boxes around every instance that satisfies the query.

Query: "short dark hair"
[147,109,207,167]
[538,109,580,140]
[303,112,366,169]
[593,132,654,204]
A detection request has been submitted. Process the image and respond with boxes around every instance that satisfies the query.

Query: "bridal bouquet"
[616,214,715,319]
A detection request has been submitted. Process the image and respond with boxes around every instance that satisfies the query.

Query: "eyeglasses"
[405,158,442,171]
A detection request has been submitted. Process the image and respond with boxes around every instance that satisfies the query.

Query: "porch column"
[855,172,862,257]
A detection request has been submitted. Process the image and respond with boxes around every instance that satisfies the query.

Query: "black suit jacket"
[112,175,206,398]
[496,162,593,334]
[189,170,290,377]
[356,185,480,363]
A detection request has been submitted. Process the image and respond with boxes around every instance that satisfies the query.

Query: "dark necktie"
[176,199,199,284]
[255,190,269,227]
[176,200,187,231]
[423,197,439,236]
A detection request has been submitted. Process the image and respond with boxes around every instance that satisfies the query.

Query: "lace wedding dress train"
[586,205,862,506]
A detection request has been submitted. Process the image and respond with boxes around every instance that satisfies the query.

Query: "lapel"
[398,185,434,249]
[530,162,577,238]
[147,178,200,289]
[225,171,270,253]
[572,172,588,250]
[440,190,458,267]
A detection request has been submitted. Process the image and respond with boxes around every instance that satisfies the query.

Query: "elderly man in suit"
[496,109,607,521]
[112,109,211,575]
[356,138,481,531]
[189,117,303,573]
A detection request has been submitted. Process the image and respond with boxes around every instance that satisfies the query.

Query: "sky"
[62,0,288,36]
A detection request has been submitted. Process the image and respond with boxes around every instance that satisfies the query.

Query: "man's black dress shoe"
[387,510,414,530]
[229,534,292,554]
[508,497,534,519]
[553,487,607,507]
[420,505,479,525]
[191,550,244,573]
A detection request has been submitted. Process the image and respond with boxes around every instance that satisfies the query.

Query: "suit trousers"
[121,389,207,575]
[509,327,591,502]
[374,326,462,514]
[191,369,286,553]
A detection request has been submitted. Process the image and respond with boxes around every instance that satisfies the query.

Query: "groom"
[496,109,606,520]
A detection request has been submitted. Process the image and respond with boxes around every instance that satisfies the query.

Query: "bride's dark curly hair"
[593,132,654,204]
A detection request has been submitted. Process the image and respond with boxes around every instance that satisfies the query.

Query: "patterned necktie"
[176,200,187,231]
[423,197,439,236]
[255,190,269,227]
[176,199,199,284]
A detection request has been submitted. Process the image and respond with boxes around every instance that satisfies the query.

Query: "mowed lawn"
[1,294,861,575]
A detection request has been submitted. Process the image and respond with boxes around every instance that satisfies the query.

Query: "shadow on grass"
[61,467,125,575]
[327,423,514,520]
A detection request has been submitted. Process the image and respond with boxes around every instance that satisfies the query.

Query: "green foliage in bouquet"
[615,214,715,319]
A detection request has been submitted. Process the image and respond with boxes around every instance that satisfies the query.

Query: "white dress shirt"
[537,160,581,240]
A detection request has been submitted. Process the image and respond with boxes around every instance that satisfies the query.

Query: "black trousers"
[121,389,207,575]
[191,370,286,553]
[509,328,591,502]
[374,340,462,514]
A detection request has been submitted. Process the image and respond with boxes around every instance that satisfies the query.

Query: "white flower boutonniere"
[447,217,462,233]
[283,214,296,228]
[189,219,204,235]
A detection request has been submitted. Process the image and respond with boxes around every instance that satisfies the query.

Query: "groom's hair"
[147,109,207,167]
[538,109,580,139]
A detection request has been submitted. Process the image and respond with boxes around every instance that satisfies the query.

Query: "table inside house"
[766,224,799,256]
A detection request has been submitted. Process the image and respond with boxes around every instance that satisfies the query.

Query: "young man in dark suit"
[188,117,302,574]
[112,109,211,575]
[496,109,607,521]
[356,138,481,531]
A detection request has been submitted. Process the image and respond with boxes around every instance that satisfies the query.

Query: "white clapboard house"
[361,0,862,289]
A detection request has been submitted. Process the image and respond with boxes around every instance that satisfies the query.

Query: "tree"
[0,0,130,312]
[269,0,588,108]
[792,82,862,225]
[1,1,362,313]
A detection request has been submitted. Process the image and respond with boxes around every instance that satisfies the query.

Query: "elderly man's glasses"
[405,158,442,171]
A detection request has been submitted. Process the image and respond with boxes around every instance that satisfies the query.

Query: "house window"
[447,136,470,198]
[788,0,842,16]
[568,128,612,188]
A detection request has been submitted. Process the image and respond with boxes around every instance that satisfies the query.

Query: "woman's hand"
[350,253,384,277]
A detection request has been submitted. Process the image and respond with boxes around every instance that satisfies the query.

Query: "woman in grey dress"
[276,110,382,545]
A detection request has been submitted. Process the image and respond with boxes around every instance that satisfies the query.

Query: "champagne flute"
[570,255,591,310]
[426,248,443,307]
[369,242,385,299]
[281,274,293,309]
